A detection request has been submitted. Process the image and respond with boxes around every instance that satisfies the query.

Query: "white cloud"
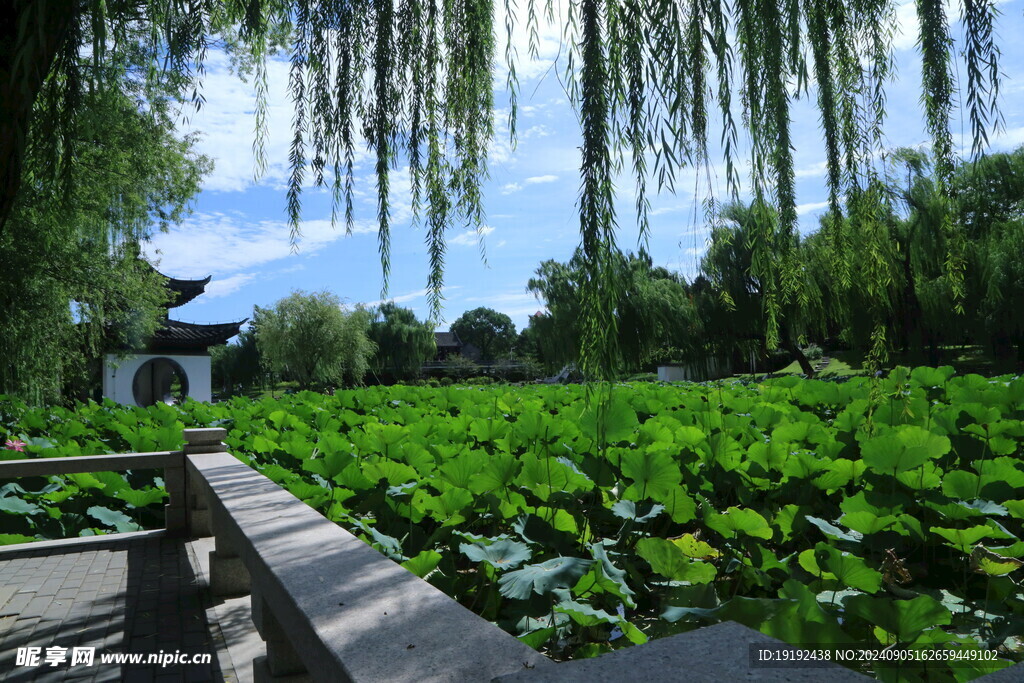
[464,291,540,306]
[650,205,687,217]
[450,225,497,246]
[361,286,460,309]
[797,201,829,216]
[362,288,430,308]
[178,52,371,194]
[501,174,559,194]
[202,273,256,299]
[795,161,828,179]
[492,0,568,83]
[992,125,1024,149]
[144,210,375,278]
[521,125,553,139]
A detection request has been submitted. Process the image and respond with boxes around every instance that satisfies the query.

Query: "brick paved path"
[0,537,227,682]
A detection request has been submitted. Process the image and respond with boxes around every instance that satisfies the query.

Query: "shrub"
[802,343,824,361]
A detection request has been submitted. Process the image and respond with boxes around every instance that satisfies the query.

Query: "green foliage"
[2,368,1024,677]
[254,291,376,389]
[527,250,699,373]
[450,308,517,362]
[368,304,436,380]
[211,330,265,397]
[0,57,209,403]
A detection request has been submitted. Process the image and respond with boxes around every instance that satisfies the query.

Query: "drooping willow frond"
[0,0,1006,379]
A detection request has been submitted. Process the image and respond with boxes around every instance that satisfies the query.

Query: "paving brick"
[35,581,64,598]
[1,591,35,616]
[94,668,123,683]
[63,666,95,680]
[0,537,229,682]
[6,615,42,638]
[20,596,54,620]
[40,601,72,622]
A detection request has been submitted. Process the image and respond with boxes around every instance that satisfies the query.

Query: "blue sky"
[144,0,1024,335]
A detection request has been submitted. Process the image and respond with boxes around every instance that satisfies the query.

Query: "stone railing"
[3,429,1021,682]
[0,448,187,537]
[181,428,551,681]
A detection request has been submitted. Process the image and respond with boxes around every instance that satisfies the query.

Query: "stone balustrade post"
[163,448,187,537]
[252,589,309,681]
[182,428,226,537]
[183,428,249,596]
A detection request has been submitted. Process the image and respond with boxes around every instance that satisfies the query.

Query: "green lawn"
[737,350,866,380]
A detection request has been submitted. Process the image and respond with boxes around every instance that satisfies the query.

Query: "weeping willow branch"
[0,0,1009,378]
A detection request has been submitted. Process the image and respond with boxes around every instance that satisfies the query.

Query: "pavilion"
[102,268,246,407]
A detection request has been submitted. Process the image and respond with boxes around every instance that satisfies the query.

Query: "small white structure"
[103,353,212,407]
[102,268,245,407]
[657,357,730,382]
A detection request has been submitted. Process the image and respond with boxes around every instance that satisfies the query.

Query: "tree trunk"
[779,321,815,377]
[0,0,77,231]
[900,239,925,361]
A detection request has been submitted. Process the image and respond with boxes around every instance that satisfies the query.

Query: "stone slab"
[496,622,872,682]
[973,662,1024,681]
[184,428,228,446]
[187,452,552,682]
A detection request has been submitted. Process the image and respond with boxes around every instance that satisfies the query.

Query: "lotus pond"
[2,368,1024,680]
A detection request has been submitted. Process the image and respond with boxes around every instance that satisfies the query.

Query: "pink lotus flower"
[4,439,26,452]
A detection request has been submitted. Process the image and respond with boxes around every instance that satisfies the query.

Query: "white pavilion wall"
[103,354,212,407]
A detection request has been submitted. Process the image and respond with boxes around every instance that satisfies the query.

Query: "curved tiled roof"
[150,319,247,351]
[142,260,211,308]
[164,274,212,308]
[435,331,462,348]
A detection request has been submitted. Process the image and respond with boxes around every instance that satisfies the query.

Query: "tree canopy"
[451,307,517,362]
[527,250,697,372]
[368,303,436,380]
[0,56,209,403]
[254,291,376,389]
[1,0,1007,380]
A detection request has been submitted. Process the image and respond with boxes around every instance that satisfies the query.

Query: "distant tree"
[699,202,819,376]
[210,330,263,395]
[368,303,436,380]
[527,250,698,373]
[958,151,1024,362]
[515,313,547,365]
[450,308,517,362]
[253,291,376,390]
[896,147,1024,362]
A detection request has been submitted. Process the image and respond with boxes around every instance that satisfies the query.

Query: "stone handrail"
[0,451,178,477]
[182,427,551,682]
[0,449,187,534]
